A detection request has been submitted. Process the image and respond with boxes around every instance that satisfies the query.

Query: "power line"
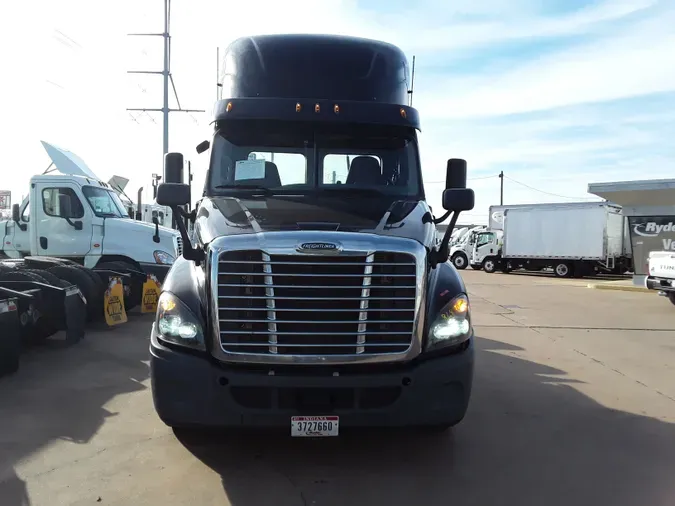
[504,175,593,200]
[425,174,499,184]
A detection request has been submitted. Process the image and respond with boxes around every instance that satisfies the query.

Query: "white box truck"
[472,202,632,277]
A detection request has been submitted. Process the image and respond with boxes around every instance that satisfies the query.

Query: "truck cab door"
[473,232,497,263]
[2,199,31,257]
[34,183,93,258]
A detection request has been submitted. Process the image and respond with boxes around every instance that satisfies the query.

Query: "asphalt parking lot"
[1,270,674,506]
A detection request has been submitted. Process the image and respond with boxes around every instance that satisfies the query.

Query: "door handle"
[40,236,48,249]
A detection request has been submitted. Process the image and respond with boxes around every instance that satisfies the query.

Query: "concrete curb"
[586,283,650,293]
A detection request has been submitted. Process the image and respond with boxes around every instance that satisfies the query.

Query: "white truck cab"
[646,251,675,307]
[0,142,181,281]
[449,226,487,270]
[470,230,503,270]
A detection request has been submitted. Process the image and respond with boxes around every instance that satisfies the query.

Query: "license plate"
[291,416,339,437]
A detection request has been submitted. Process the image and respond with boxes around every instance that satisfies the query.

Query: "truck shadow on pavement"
[0,314,152,506]
[177,336,675,506]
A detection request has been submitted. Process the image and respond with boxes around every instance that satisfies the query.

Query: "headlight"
[155,292,205,350]
[153,250,175,265]
[426,293,472,351]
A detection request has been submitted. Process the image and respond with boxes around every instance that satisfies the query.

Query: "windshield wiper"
[317,187,389,198]
[214,184,276,194]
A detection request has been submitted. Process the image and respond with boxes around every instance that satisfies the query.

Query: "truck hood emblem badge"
[297,242,341,253]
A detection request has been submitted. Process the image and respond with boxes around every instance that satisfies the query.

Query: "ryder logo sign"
[632,218,675,250]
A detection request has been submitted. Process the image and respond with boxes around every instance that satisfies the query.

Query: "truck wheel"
[22,269,71,288]
[451,252,468,270]
[668,292,675,306]
[48,265,99,321]
[482,258,497,273]
[553,262,573,278]
[69,266,105,319]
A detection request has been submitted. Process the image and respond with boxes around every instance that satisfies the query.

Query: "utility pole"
[499,170,504,205]
[126,0,205,181]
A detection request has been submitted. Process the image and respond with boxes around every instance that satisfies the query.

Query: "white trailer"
[474,202,633,277]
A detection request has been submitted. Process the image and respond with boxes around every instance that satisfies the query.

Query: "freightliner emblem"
[297,242,341,253]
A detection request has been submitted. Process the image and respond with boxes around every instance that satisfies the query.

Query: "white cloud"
[416,3,675,118]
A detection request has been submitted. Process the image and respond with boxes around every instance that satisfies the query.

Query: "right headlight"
[155,291,205,351]
[426,293,472,351]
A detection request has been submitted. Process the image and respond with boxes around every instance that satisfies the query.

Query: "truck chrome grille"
[175,237,183,257]
[217,250,417,356]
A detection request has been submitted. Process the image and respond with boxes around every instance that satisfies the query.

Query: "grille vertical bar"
[356,254,374,354]
[262,252,278,354]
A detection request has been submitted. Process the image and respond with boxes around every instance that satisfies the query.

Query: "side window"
[477,233,493,247]
[41,187,85,219]
[21,202,30,223]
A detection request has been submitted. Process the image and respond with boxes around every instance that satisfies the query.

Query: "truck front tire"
[451,252,468,270]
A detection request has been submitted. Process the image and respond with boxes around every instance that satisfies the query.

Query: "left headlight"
[155,291,205,351]
[154,250,175,265]
[426,293,472,351]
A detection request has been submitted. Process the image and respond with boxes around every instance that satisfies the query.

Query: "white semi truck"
[472,202,632,277]
[0,141,182,283]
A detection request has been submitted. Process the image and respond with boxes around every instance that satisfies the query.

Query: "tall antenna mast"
[216,47,221,101]
[408,55,416,107]
[126,0,205,179]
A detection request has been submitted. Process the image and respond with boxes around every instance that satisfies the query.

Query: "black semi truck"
[150,34,476,435]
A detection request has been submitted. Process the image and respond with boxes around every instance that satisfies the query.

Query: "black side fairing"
[161,256,209,344]
[424,261,467,347]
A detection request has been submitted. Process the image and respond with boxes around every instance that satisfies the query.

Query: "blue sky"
[2,0,674,224]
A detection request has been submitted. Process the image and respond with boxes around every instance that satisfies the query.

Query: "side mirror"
[442,188,475,212]
[157,182,203,264]
[431,157,475,268]
[12,203,20,223]
[196,140,210,154]
[164,152,184,184]
[445,158,467,189]
[157,183,190,207]
[58,193,73,218]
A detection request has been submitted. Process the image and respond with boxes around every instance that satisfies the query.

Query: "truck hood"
[194,196,437,246]
[103,218,180,260]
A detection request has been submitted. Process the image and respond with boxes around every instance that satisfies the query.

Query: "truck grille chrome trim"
[262,252,278,355]
[208,232,427,365]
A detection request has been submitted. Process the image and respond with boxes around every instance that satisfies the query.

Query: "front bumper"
[645,276,675,293]
[150,329,475,429]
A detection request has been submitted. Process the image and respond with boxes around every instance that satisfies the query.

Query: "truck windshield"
[207,121,423,199]
[82,186,128,218]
